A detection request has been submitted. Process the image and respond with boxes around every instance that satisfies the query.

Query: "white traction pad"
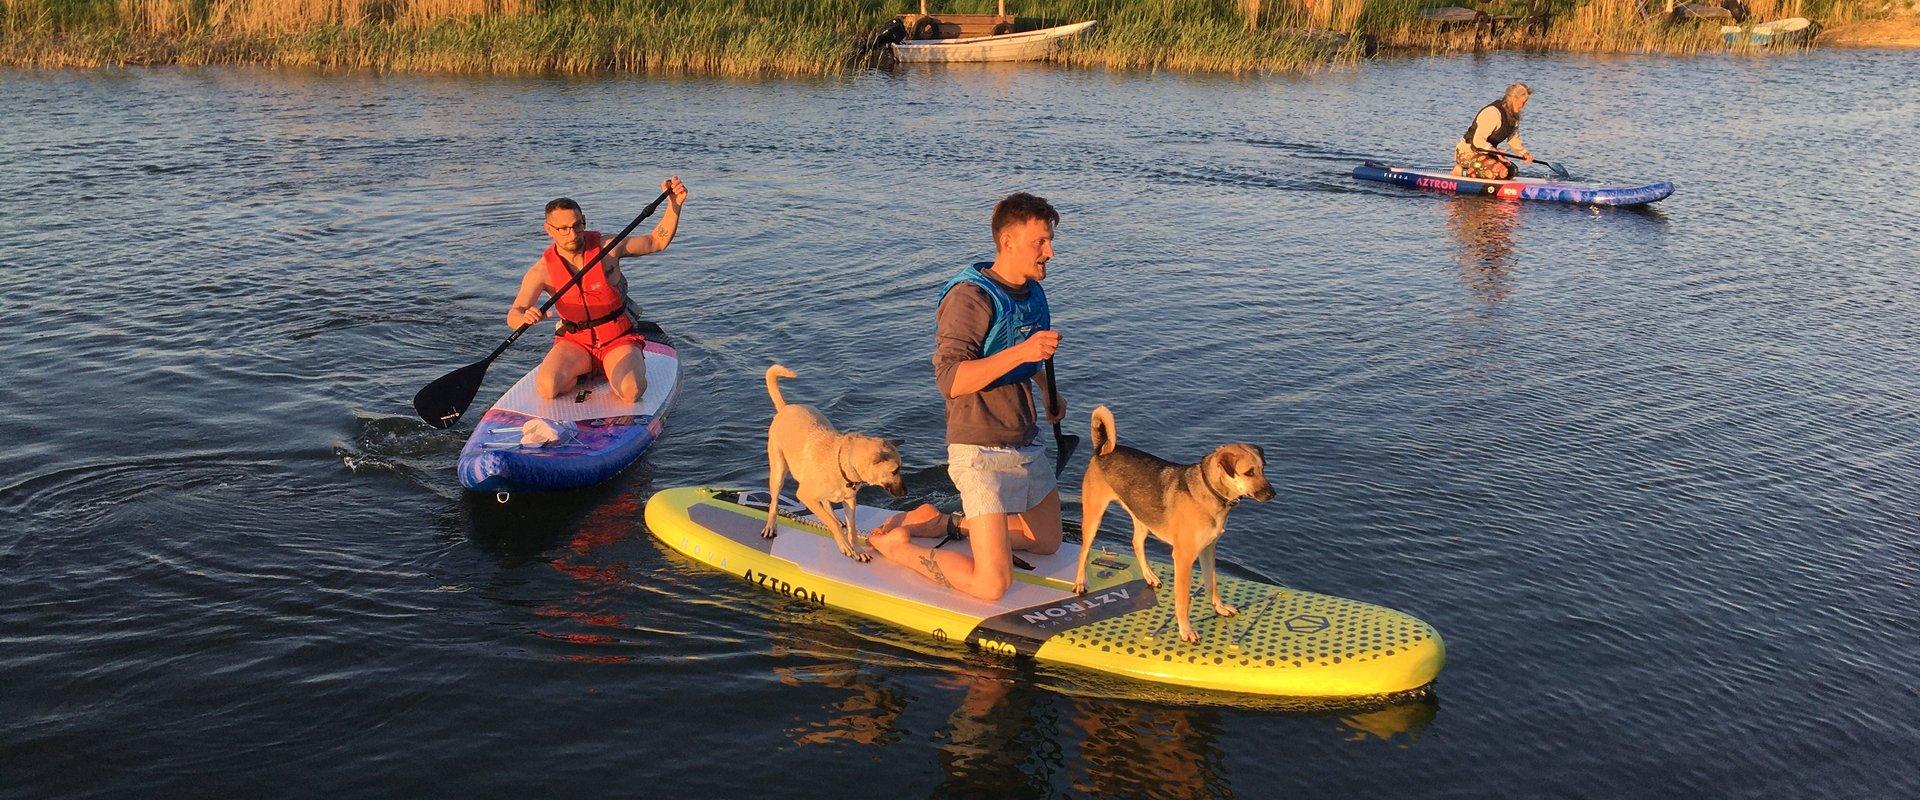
[492,340,677,422]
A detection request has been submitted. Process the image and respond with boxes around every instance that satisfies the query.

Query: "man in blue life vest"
[868,192,1066,600]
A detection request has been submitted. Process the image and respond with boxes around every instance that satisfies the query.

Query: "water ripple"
[2,52,1918,799]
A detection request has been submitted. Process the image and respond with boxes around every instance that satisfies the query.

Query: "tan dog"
[1072,405,1274,643]
[763,365,907,562]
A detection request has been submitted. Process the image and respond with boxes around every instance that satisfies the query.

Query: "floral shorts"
[1456,149,1515,180]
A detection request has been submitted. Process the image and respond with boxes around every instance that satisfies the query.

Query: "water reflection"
[458,462,656,566]
[460,472,656,663]
[529,490,649,663]
[932,666,1069,798]
[766,624,1439,799]
[773,655,911,748]
[1445,197,1521,306]
[1337,698,1439,745]
[459,490,591,566]
[1065,692,1231,800]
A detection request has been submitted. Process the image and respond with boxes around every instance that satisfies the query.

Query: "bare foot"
[872,504,948,538]
[898,503,945,536]
[866,506,925,554]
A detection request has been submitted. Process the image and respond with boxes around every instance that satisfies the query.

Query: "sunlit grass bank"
[0,0,877,75]
[0,0,1902,75]
[1367,0,1899,55]
[0,0,1364,74]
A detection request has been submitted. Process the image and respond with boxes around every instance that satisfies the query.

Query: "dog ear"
[1208,448,1237,478]
[885,437,904,449]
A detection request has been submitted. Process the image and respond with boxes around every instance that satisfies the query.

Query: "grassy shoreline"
[0,0,1906,77]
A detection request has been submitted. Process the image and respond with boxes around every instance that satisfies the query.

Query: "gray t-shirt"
[934,279,1040,448]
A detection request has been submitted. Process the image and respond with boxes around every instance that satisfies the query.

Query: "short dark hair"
[991,192,1059,240]
[544,197,581,216]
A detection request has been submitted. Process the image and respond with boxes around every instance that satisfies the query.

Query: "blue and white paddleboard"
[457,322,680,494]
[1354,163,1673,207]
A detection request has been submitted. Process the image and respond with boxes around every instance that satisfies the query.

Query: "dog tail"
[1090,405,1117,456]
[765,364,797,408]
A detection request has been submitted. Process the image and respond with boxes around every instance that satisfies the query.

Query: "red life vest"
[541,231,632,341]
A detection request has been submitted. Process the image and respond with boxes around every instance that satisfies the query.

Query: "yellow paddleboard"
[644,486,1444,699]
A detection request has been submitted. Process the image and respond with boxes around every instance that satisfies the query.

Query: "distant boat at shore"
[876,1,1097,64]
[890,20,1098,63]
[1721,17,1820,46]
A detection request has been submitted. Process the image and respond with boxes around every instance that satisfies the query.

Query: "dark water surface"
[4,52,1918,798]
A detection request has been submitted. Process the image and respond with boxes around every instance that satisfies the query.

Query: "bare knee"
[536,369,573,398]
[1016,507,1063,555]
[613,375,646,403]
[968,578,1010,602]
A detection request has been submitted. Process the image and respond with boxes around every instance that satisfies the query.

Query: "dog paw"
[760,526,778,540]
[1142,572,1161,590]
[1214,602,1239,618]
[1179,626,1200,644]
[1071,581,1087,595]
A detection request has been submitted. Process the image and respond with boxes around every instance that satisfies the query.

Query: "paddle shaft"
[1043,357,1079,476]
[1043,357,1065,432]
[1474,147,1569,178]
[483,188,674,365]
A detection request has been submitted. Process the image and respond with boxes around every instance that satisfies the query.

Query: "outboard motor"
[870,18,908,50]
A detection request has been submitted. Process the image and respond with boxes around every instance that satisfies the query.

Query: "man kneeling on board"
[1453,83,1535,180]
[505,178,688,402]
[868,192,1065,601]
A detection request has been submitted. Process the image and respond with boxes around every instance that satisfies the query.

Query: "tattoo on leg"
[918,552,954,589]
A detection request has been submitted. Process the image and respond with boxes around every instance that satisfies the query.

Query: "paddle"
[411,189,673,429]
[1043,357,1079,477]
[1476,148,1571,179]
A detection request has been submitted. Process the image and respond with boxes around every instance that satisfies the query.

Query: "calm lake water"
[3,50,1917,798]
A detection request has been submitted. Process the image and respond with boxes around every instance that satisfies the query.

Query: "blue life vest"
[937,262,1050,388]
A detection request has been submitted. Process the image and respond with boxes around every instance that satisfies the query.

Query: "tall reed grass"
[1367,0,1887,54]
[0,0,1895,74]
[1021,1,1365,72]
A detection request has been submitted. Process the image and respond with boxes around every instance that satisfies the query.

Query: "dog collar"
[835,441,859,490]
[1204,474,1238,508]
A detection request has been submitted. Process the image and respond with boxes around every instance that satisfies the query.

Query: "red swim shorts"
[556,325,645,365]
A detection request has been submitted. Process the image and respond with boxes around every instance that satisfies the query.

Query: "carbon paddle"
[1043,357,1080,477]
[411,189,673,429]
[1476,148,1571,179]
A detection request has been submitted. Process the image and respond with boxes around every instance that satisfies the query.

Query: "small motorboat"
[881,2,1096,64]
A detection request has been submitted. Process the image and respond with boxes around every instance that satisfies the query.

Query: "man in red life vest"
[507,177,688,403]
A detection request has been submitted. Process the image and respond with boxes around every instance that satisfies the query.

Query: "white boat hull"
[890,20,1097,63]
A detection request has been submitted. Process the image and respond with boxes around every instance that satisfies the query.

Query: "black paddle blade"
[1052,424,1081,478]
[412,358,493,429]
[1546,161,1571,179]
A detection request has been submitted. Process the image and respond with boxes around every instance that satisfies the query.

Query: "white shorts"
[947,442,1056,518]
